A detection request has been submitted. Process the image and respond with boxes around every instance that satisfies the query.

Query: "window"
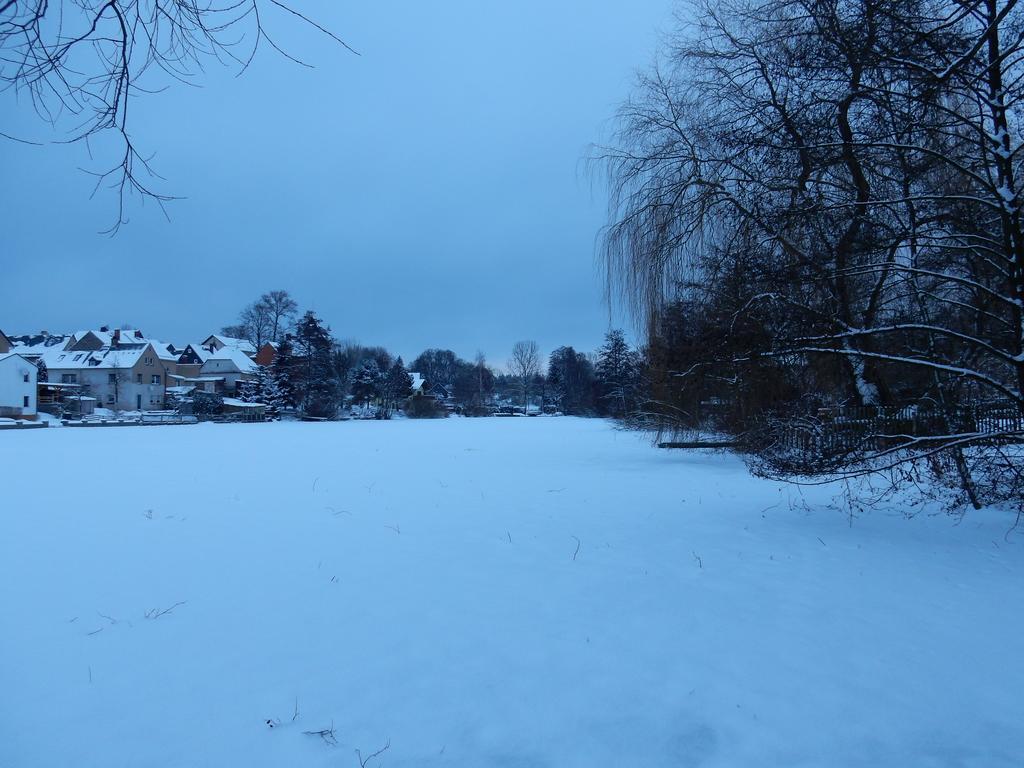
[106,394,114,403]
[61,374,77,384]
[108,374,117,384]
[23,373,29,383]
[23,396,30,408]
[136,373,143,383]
[145,356,154,366]
[151,375,161,385]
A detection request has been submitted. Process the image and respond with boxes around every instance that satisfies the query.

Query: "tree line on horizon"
[221,290,647,420]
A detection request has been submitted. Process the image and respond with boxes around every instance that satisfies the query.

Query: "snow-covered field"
[2,418,1021,767]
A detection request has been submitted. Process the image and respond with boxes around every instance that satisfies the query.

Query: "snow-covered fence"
[771,400,1023,463]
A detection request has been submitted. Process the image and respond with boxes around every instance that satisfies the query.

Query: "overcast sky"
[1,1,673,365]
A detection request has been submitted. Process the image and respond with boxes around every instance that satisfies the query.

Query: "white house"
[0,353,38,420]
[199,347,259,394]
[41,342,170,412]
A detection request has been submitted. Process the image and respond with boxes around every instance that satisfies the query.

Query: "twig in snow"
[303,720,338,746]
[506,530,512,544]
[356,739,390,767]
[292,698,300,722]
[144,601,186,620]
[692,551,703,569]
[571,535,581,561]
[384,523,401,535]
[86,627,104,636]
[816,536,827,547]
[88,665,92,683]
[97,612,119,625]
[547,488,565,493]
[312,477,320,493]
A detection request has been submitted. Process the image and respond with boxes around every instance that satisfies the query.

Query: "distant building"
[0,353,38,420]
[41,342,170,412]
[201,334,257,357]
[0,329,11,354]
[255,342,278,367]
[199,347,258,395]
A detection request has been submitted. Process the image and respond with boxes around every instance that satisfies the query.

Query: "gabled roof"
[178,344,212,364]
[0,352,33,366]
[203,334,257,355]
[0,329,11,348]
[148,341,180,362]
[41,343,160,371]
[200,346,259,374]
[68,329,114,349]
[410,372,427,393]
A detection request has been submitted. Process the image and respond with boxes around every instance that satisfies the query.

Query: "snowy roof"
[410,372,426,392]
[170,374,224,382]
[10,333,71,357]
[41,344,160,371]
[69,329,115,348]
[148,341,180,362]
[204,335,257,354]
[222,397,266,409]
[201,347,259,374]
[177,344,213,364]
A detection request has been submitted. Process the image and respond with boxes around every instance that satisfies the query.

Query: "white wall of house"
[0,355,38,418]
[48,365,169,411]
[199,359,252,393]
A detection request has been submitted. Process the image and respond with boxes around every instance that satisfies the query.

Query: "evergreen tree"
[292,311,339,418]
[595,330,640,418]
[381,357,414,418]
[351,359,383,408]
[36,358,48,383]
[270,334,298,410]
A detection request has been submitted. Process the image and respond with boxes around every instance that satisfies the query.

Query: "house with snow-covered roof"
[175,344,213,379]
[0,353,38,420]
[202,334,256,356]
[41,342,171,412]
[199,347,259,395]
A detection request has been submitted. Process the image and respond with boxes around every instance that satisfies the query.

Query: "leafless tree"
[0,2,355,232]
[225,289,297,348]
[260,289,299,343]
[509,340,540,413]
[597,0,1024,510]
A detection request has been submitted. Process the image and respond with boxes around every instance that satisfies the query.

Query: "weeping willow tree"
[597,0,1024,512]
